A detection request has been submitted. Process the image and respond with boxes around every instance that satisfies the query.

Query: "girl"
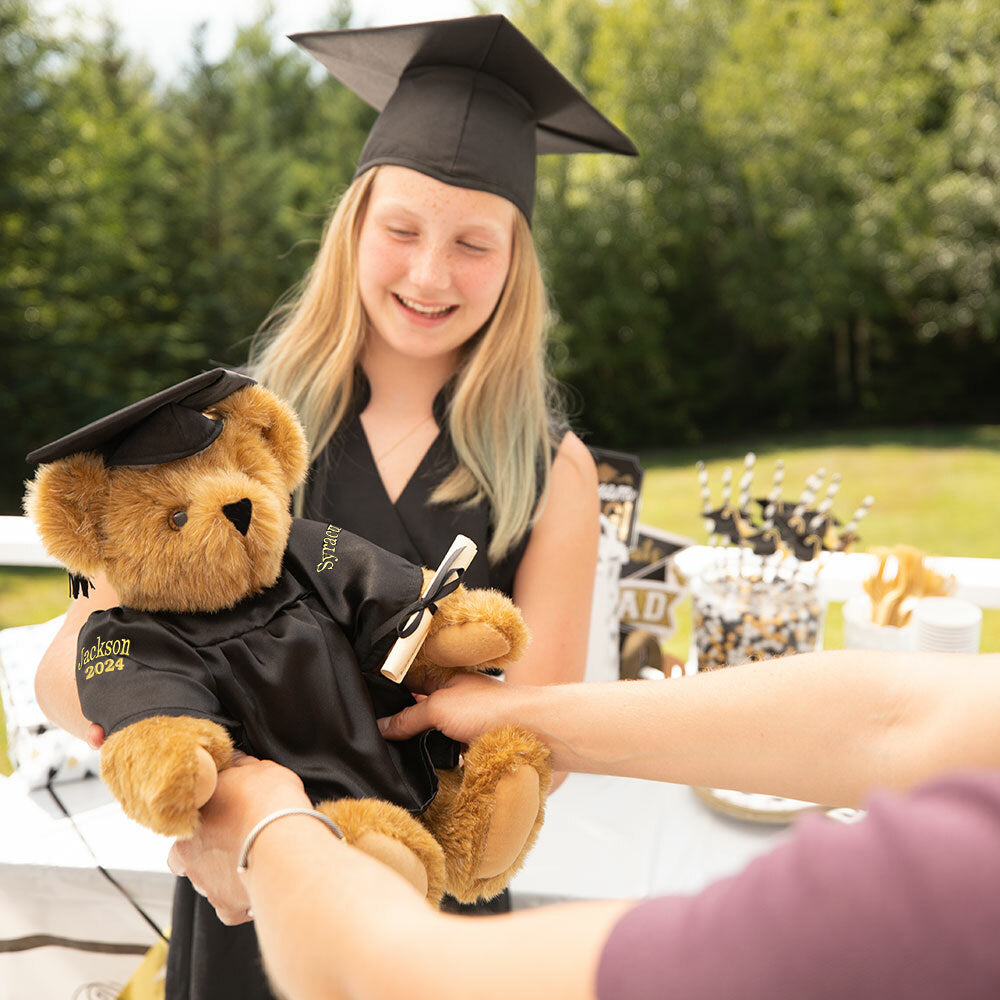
[33,14,637,1000]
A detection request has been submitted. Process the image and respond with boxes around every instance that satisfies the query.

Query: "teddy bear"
[24,368,552,905]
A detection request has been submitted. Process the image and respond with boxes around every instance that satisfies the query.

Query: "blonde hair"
[249,168,561,563]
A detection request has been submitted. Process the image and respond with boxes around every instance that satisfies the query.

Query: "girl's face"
[356,166,516,365]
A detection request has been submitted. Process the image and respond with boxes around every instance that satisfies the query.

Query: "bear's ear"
[214,384,309,493]
[23,453,110,576]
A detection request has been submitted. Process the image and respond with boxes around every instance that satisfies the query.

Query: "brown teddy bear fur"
[26,380,551,906]
[317,796,447,901]
[25,386,309,613]
[421,725,553,902]
[100,716,236,838]
[413,566,532,688]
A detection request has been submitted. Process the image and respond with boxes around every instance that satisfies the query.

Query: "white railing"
[0,516,61,568]
[5,515,999,610]
[673,545,1000,609]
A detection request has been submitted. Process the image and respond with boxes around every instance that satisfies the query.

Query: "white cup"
[841,596,916,651]
[913,597,982,653]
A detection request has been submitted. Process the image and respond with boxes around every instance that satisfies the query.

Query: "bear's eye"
[169,509,188,529]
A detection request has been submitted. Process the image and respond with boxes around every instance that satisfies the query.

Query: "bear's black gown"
[150,377,544,1000]
[78,520,444,813]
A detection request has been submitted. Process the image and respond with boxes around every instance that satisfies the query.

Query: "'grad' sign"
[617,524,695,639]
[617,579,684,636]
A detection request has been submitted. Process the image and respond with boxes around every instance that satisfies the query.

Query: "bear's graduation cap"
[289,14,637,220]
[26,369,255,467]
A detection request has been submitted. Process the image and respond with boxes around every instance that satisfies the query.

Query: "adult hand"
[168,755,310,925]
[378,670,519,744]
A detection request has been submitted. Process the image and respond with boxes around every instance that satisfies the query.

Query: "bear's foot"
[317,798,446,905]
[100,716,234,837]
[420,575,530,672]
[475,763,540,877]
[421,725,552,903]
[422,621,512,669]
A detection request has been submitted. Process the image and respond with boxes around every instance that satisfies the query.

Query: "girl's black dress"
[165,378,541,999]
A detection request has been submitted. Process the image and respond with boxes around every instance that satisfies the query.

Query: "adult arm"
[171,758,628,1000]
[34,573,117,744]
[175,758,1000,1000]
[506,431,599,688]
[381,650,1000,807]
[595,771,1000,999]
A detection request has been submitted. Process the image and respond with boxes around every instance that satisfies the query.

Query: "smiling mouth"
[394,294,457,318]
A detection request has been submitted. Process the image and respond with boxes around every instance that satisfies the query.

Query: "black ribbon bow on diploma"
[372,548,467,645]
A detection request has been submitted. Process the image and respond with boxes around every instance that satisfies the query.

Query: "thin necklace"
[373,414,436,465]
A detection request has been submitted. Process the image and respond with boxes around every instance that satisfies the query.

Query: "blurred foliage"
[516,0,1000,444]
[2,0,372,510]
[3,0,1000,512]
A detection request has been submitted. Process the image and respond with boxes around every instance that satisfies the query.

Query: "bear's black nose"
[223,498,252,536]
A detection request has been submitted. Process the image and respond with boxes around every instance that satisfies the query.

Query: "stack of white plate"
[913,597,982,653]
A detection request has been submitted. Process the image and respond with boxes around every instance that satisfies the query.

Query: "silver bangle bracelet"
[237,808,344,873]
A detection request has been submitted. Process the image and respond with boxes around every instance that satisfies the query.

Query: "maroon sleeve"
[595,772,1000,999]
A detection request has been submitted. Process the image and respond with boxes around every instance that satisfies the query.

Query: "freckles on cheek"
[460,255,510,298]
[360,235,401,287]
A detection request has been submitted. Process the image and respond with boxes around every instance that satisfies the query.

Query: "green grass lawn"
[0,568,69,773]
[0,566,71,631]
[1,425,998,775]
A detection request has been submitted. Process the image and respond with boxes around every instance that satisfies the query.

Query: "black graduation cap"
[26,369,255,467]
[289,14,637,220]
[703,506,746,546]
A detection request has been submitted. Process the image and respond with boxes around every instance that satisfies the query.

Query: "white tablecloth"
[510,772,789,906]
[0,769,795,997]
[0,775,173,1000]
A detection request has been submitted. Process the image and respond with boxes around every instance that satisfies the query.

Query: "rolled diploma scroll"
[381,534,478,683]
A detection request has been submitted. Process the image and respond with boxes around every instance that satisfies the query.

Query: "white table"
[2,520,996,991]
[0,769,788,916]
[0,776,173,999]
[0,768,792,999]
[674,544,1000,608]
[510,772,790,907]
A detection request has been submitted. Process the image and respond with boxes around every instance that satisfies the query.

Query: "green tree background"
[3,0,999,513]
